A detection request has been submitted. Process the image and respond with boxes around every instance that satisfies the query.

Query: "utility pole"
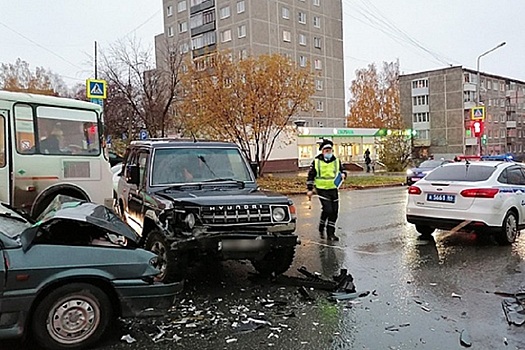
[475,42,506,155]
[94,41,98,79]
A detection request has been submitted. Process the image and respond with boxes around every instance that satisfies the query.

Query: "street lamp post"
[475,42,506,155]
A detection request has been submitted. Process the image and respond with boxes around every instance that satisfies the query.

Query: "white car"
[111,163,123,195]
[406,161,525,244]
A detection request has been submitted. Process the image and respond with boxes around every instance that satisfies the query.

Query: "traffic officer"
[306,139,346,241]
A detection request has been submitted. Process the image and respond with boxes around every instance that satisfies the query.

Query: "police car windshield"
[425,165,496,182]
[151,148,253,186]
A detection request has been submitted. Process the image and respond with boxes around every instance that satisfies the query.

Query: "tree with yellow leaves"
[0,58,68,96]
[179,52,314,176]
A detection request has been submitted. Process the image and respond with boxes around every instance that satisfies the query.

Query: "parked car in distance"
[0,195,182,350]
[406,161,525,244]
[406,159,453,185]
[116,139,299,283]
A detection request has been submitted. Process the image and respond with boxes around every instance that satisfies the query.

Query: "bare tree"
[100,37,186,138]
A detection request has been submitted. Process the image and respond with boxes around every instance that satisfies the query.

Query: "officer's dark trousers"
[316,188,339,237]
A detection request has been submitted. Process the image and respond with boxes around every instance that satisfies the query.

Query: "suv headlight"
[272,207,286,222]
[406,169,413,175]
[184,213,196,229]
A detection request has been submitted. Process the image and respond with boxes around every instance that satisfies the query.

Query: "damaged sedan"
[0,195,182,350]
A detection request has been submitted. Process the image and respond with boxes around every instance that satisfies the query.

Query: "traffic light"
[471,120,484,138]
[482,134,487,145]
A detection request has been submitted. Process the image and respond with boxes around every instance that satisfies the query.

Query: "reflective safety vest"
[314,159,338,190]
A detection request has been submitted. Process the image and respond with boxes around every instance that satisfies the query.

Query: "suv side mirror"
[127,165,140,185]
[250,162,259,179]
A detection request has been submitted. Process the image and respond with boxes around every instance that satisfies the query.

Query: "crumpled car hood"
[20,195,139,250]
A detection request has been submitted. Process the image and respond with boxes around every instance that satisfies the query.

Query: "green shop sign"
[336,129,355,135]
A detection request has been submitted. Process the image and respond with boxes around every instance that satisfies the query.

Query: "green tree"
[376,131,412,172]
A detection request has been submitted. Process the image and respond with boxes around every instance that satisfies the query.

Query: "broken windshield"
[151,148,253,186]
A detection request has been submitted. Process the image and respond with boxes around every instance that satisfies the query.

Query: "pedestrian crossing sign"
[471,106,485,121]
[86,79,107,99]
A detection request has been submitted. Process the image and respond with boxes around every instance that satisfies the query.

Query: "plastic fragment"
[452,292,462,299]
[120,334,136,344]
[460,329,472,347]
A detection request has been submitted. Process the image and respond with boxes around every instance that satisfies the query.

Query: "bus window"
[0,113,5,167]
[36,106,100,156]
[14,104,36,154]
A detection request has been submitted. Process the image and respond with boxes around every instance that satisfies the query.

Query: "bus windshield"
[14,104,100,155]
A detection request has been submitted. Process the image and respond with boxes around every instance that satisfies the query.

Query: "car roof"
[130,138,238,149]
[443,161,517,170]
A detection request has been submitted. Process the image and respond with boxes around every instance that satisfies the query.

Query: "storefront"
[296,127,382,168]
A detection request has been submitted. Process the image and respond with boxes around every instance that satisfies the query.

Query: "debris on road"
[151,327,166,343]
[459,329,472,347]
[502,296,525,326]
[120,334,137,344]
[298,286,315,301]
[226,338,238,343]
[420,306,431,312]
[452,292,462,299]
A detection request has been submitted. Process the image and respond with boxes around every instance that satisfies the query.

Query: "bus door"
[0,110,10,204]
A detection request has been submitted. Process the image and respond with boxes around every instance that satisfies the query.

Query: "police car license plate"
[427,193,455,203]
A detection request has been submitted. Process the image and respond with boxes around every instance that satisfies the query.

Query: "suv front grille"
[201,204,272,225]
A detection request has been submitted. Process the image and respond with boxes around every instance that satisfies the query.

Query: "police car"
[406,161,525,244]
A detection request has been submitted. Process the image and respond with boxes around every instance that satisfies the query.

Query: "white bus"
[0,90,113,217]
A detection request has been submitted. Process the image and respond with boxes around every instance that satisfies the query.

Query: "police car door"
[506,166,525,224]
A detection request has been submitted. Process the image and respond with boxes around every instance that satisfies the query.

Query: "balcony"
[192,44,217,58]
[463,83,476,92]
[413,139,430,147]
[190,0,214,15]
[506,121,517,129]
[191,21,215,36]
[465,137,478,146]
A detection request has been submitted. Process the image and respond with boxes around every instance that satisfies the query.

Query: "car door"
[505,166,525,223]
[120,150,140,232]
[127,151,149,235]
[0,111,11,204]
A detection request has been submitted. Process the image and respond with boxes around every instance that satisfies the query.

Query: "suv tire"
[145,230,187,283]
[252,246,295,276]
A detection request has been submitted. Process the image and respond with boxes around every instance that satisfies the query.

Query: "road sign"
[139,130,148,140]
[90,98,104,107]
[471,106,485,121]
[86,79,107,99]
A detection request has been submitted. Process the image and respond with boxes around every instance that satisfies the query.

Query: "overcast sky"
[1,0,524,101]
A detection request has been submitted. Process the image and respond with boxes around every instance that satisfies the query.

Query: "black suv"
[116,139,298,282]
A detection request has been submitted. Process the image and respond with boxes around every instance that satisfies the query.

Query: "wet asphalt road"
[4,187,525,350]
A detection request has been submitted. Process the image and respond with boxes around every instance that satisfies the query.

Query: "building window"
[178,21,188,33]
[239,49,248,60]
[237,1,245,13]
[314,0,320,5]
[283,30,291,42]
[463,91,475,102]
[179,42,189,54]
[412,95,429,106]
[314,37,322,49]
[221,29,232,42]
[177,1,187,12]
[167,5,173,16]
[299,56,307,67]
[238,25,246,38]
[412,112,430,123]
[316,101,324,111]
[203,31,216,46]
[299,34,306,46]
[282,7,290,19]
[316,79,323,91]
[314,59,322,70]
[220,6,231,19]
[501,129,506,138]
[298,12,307,24]
[168,26,174,37]
[313,16,321,28]
[411,79,428,89]
[415,130,430,140]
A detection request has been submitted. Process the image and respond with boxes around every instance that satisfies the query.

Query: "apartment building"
[155,0,346,127]
[400,66,525,159]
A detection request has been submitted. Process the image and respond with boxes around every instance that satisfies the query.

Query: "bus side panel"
[0,110,10,204]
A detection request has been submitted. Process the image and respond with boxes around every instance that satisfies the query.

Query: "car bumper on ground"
[170,232,299,260]
[113,280,183,318]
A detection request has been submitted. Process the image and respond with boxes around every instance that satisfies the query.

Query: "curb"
[263,183,406,196]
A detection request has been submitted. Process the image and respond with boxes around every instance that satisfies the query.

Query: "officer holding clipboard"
[306,139,346,241]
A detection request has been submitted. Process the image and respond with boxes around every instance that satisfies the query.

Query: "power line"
[0,21,85,71]
[122,10,161,39]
